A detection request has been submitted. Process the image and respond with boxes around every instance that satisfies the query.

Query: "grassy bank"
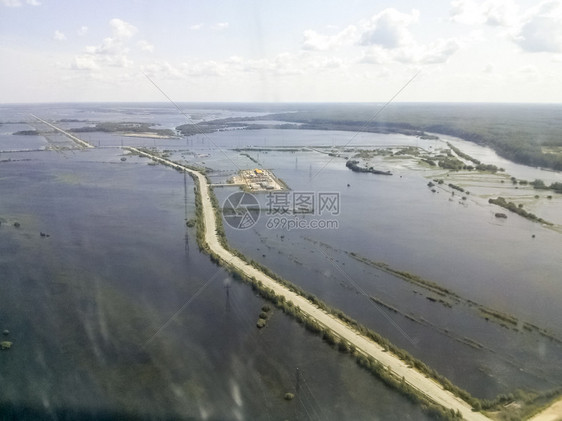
[488,197,552,226]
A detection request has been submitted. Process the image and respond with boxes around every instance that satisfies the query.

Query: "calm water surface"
[1,106,435,420]
[2,102,562,412]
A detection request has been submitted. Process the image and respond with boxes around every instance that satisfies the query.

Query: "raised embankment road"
[31,114,94,149]
[127,146,490,421]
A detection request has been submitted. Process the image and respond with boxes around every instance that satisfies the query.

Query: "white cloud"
[211,22,229,31]
[449,0,562,53]
[143,59,231,79]
[302,9,423,52]
[359,8,419,48]
[71,55,100,71]
[182,60,228,76]
[1,0,23,6]
[242,52,327,76]
[360,38,459,65]
[303,8,458,65]
[302,30,334,51]
[450,0,487,25]
[514,1,562,53]
[1,0,40,6]
[138,40,154,53]
[359,46,392,64]
[190,23,204,31]
[77,26,88,36]
[110,18,137,39]
[395,38,460,64]
[71,18,138,72]
[317,57,343,70]
[143,61,184,79]
[54,30,66,41]
[302,26,357,51]
[449,0,519,26]
[140,51,348,83]
[484,0,519,26]
[85,38,121,56]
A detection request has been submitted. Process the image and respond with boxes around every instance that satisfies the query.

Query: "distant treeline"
[176,120,295,136]
[259,103,562,171]
[72,122,175,137]
[170,103,562,171]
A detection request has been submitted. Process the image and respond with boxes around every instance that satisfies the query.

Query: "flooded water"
[204,124,562,399]
[216,144,562,399]
[2,102,562,415]
[1,104,435,420]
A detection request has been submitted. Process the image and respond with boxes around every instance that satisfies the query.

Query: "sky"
[1,0,562,103]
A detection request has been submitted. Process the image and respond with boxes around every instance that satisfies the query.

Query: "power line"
[143,72,243,172]
[314,245,418,347]
[142,264,224,347]
[311,71,420,179]
[298,370,325,421]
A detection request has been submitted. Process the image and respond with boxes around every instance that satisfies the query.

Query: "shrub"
[284,393,295,401]
[0,341,12,350]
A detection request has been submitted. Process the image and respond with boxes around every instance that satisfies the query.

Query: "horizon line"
[2,100,562,106]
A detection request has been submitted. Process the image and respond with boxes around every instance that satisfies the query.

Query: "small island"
[346,160,392,175]
[71,122,177,138]
[13,130,39,136]
[489,197,552,225]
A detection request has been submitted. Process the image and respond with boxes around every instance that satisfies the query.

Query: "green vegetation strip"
[488,197,553,226]
[348,251,562,343]
[446,142,502,173]
[350,253,459,300]
[344,250,562,417]
[72,121,176,137]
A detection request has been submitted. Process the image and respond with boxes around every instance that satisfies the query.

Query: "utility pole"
[184,171,190,256]
[295,367,300,421]
[225,282,231,313]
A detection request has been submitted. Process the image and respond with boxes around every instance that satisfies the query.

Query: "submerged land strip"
[126,146,490,421]
[25,117,561,419]
[30,115,94,149]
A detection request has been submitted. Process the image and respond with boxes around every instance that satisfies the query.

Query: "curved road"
[129,147,491,421]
